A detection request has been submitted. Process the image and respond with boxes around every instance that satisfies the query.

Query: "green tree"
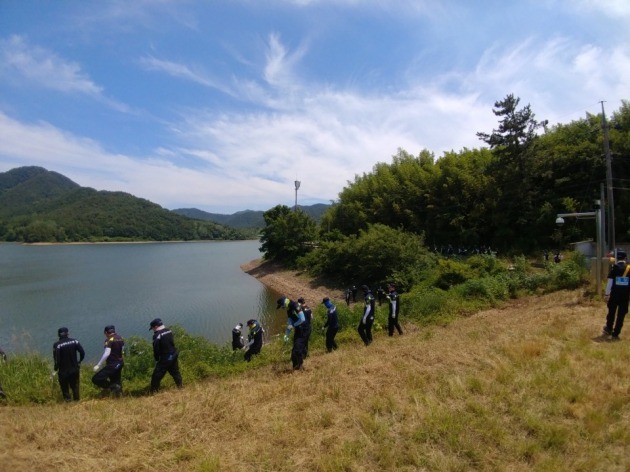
[259,205,317,266]
[476,94,548,252]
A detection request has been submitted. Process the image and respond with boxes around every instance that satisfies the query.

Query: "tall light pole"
[294,180,301,211]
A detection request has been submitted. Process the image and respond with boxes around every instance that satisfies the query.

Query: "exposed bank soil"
[240,259,344,305]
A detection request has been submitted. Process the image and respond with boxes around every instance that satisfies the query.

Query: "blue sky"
[0,1,628,214]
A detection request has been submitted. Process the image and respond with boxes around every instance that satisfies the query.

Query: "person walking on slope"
[322,297,339,352]
[603,250,630,340]
[53,327,85,401]
[92,325,124,397]
[277,296,306,370]
[386,283,403,336]
[149,318,183,393]
[298,297,313,358]
[244,319,264,362]
[358,285,375,346]
[232,323,245,350]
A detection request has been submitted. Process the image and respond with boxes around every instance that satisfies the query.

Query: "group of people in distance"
[4,254,627,403]
[231,283,404,371]
[49,318,182,402]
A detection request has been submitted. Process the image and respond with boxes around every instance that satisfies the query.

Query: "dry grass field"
[2,288,629,471]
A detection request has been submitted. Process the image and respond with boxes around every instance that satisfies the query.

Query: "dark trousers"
[244,343,261,362]
[151,356,183,392]
[291,327,306,369]
[92,363,123,390]
[58,370,80,401]
[606,299,628,337]
[388,315,403,336]
[325,326,338,352]
[302,324,312,358]
[358,317,374,345]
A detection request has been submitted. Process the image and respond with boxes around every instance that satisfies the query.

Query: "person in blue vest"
[297,297,313,358]
[603,250,630,340]
[149,318,182,393]
[92,325,124,397]
[277,296,306,370]
[358,285,375,346]
[53,327,85,401]
[244,319,264,362]
[322,297,339,352]
[386,283,403,336]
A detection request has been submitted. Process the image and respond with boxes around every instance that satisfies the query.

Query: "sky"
[0,1,629,214]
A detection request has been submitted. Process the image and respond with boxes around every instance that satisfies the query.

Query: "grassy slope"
[1,290,629,471]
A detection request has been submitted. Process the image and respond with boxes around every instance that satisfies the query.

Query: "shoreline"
[241,258,344,305]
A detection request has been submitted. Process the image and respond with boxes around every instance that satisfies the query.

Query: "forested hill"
[0,166,253,243]
[173,203,329,228]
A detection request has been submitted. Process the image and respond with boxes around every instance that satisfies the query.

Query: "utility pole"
[601,101,615,252]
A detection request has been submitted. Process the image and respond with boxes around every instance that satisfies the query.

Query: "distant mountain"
[173,203,330,228]
[0,166,253,243]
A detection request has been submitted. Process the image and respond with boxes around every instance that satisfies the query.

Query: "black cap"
[104,325,115,334]
[361,285,369,292]
[276,297,286,309]
[149,318,162,330]
[297,297,305,304]
[617,250,627,260]
[58,327,69,336]
[247,319,256,326]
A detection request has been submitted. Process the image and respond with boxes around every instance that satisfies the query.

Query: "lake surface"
[0,241,285,360]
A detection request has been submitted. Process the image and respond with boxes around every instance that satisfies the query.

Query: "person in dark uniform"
[232,323,245,350]
[603,250,630,340]
[322,297,339,352]
[298,297,313,358]
[345,288,351,306]
[149,318,183,393]
[92,325,124,397]
[0,346,7,399]
[53,327,85,402]
[244,319,264,362]
[351,285,358,303]
[277,296,306,370]
[376,286,385,306]
[386,283,403,336]
[358,285,375,346]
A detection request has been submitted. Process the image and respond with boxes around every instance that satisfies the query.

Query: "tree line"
[0,167,257,242]
[260,96,630,286]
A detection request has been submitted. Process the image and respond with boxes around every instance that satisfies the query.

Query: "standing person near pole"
[386,283,403,336]
[149,318,183,393]
[298,297,313,358]
[603,250,630,340]
[52,327,85,402]
[277,296,306,370]
[244,319,264,362]
[322,297,339,352]
[358,285,375,346]
[92,325,124,397]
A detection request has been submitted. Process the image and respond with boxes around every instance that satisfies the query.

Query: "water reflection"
[0,241,286,359]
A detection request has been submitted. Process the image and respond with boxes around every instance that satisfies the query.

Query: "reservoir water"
[0,241,285,361]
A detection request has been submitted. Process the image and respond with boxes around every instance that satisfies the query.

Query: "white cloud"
[0,35,131,113]
[0,35,102,95]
